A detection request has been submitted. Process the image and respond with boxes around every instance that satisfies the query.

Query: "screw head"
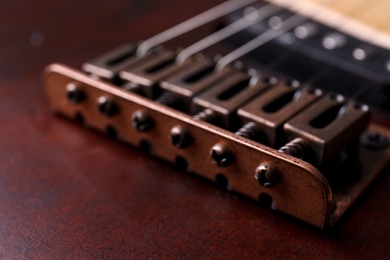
[360,131,389,150]
[132,110,153,131]
[170,126,192,148]
[66,83,86,104]
[97,96,119,117]
[210,144,234,167]
[255,163,280,188]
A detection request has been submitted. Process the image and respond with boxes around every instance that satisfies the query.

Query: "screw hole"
[175,156,188,171]
[215,173,229,190]
[139,140,152,154]
[106,125,118,140]
[258,193,273,209]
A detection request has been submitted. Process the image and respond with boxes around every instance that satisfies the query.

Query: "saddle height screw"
[210,144,234,167]
[97,96,119,117]
[132,110,154,131]
[66,83,86,104]
[254,163,280,188]
[170,126,192,148]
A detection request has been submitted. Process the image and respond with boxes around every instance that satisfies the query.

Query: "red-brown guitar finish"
[0,1,389,258]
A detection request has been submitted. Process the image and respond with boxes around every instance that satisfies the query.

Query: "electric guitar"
[1,0,389,258]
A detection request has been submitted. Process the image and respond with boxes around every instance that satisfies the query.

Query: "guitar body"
[0,0,389,258]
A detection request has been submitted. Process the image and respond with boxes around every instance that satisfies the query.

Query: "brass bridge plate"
[44,64,390,229]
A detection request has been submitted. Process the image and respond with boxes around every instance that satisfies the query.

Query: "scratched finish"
[0,0,389,259]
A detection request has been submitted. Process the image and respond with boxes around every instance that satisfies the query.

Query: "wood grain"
[268,0,390,50]
[0,0,389,258]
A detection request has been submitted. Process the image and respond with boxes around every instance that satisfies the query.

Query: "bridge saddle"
[44,42,390,229]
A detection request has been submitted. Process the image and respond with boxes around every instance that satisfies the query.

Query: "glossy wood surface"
[0,0,389,258]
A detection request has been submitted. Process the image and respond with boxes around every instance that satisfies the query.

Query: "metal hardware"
[210,144,234,167]
[193,108,221,125]
[237,82,322,147]
[66,83,86,104]
[97,96,119,117]
[352,47,376,61]
[120,49,195,98]
[176,4,282,63]
[283,93,370,164]
[216,14,307,70]
[132,110,154,131]
[155,92,181,109]
[235,122,265,143]
[278,138,311,160]
[160,57,234,113]
[192,73,269,130]
[294,23,318,39]
[322,33,347,50]
[170,126,192,148]
[254,163,280,188]
[83,43,140,81]
[44,63,390,229]
[136,0,258,56]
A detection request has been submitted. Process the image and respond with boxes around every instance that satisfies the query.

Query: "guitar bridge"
[44,1,390,229]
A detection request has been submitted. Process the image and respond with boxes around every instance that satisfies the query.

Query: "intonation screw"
[97,96,119,117]
[254,163,280,188]
[66,83,86,104]
[132,110,154,131]
[170,126,192,148]
[210,144,234,167]
[194,109,219,124]
[235,122,265,143]
[278,138,310,160]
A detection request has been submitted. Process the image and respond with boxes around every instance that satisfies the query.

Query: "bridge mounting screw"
[97,96,119,117]
[210,144,234,167]
[170,126,192,148]
[66,83,86,104]
[132,110,154,131]
[255,163,280,188]
[360,131,389,150]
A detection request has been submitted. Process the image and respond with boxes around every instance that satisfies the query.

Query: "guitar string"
[255,0,339,76]
[214,0,352,72]
[138,0,369,103]
[277,0,375,95]
[176,4,282,63]
[216,14,307,71]
[335,83,371,118]
[136,0,257,57]
[294,0,339,88]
